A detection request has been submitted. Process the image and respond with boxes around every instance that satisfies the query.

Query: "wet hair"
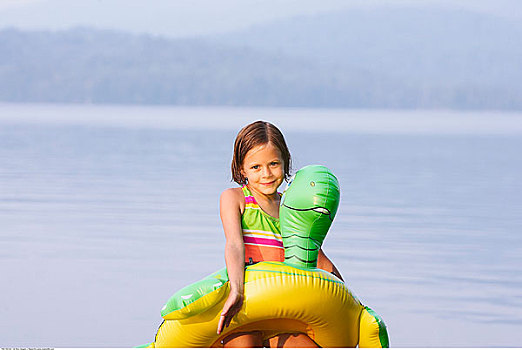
[231,121,292,185]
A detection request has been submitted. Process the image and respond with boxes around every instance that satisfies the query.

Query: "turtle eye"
[312,207,330,215]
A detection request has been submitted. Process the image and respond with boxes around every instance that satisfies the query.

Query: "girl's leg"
[223,331,264,348]
[267,333,319,348]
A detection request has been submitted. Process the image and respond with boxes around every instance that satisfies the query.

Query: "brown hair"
[231,121,291,185]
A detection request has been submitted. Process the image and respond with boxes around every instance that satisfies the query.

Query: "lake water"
[1,104,521,347]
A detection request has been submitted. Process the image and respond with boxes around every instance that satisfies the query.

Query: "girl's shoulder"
[221,187,245,198]
[220,187,246,214]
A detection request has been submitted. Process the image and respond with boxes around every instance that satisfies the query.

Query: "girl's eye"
[270,161,280,166]
[252,165,259,169]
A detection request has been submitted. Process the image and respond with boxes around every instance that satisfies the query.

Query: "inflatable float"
[140,165,389,348]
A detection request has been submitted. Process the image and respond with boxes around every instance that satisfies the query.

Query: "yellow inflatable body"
[148,261,388,348]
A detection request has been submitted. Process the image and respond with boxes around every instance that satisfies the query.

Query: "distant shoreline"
[2,103,522,135]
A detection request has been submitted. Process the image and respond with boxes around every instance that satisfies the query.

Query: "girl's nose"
[262,166,272,177]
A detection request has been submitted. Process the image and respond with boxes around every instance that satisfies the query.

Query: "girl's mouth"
[261,181,275,186]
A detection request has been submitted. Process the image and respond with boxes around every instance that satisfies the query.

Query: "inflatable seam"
[245,268,344,285]
[162,285,226,319]
[364,306,389,348]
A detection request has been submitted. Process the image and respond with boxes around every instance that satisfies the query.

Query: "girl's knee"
[268,333,319,348]
[223,331,264,348]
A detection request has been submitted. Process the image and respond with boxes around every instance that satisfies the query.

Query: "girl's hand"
[217,290,244,334]
[318,248,344,282]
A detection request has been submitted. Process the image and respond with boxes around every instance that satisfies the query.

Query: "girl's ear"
[240,169,248,184]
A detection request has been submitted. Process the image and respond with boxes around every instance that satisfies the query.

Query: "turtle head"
[280,165,340,268]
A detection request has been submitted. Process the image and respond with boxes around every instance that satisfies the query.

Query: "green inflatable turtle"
[140,165,389,348]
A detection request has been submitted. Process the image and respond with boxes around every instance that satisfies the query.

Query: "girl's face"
[241,142,285,197]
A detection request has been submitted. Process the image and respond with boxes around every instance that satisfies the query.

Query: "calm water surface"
[1,104,521,347]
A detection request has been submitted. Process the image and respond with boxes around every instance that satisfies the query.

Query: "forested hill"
[0,27,391,107]
[0,7,521,110]
[215,7,522,86]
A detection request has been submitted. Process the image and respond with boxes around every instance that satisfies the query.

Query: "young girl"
[217,121,343,348]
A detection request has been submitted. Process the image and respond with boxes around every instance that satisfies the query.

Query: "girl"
[217,121,343,348]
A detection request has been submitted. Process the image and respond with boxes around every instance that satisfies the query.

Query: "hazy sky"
[1,0,521,38]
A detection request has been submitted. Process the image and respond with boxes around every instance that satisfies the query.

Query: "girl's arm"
[217,188,245,335]
[318,249,344,282]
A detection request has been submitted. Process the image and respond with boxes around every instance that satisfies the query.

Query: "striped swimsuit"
[241,186,284,264]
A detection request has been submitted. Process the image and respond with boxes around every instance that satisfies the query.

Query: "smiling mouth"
[282,204,334,221]
[261,181,275,185]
